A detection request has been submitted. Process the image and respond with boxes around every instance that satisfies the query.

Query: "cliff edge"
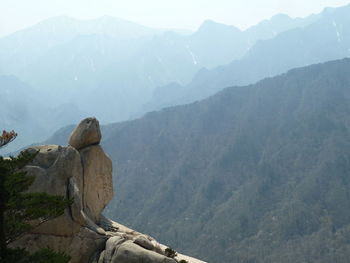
[11,117,206,263]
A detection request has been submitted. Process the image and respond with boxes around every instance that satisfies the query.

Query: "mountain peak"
[92,15,135,25]
[197,19,241,34]
[270,13,292,21]
[201,19,219,26]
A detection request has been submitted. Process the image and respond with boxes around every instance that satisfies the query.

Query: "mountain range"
[4,3,350,263]
[144,4,350,112]
[44,58,350,263]
[0,10,325,154]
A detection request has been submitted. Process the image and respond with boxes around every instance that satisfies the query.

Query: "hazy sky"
[1,0,350,36]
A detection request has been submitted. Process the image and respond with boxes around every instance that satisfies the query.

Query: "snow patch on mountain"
[332,21,341,43]
[186,45,198,65]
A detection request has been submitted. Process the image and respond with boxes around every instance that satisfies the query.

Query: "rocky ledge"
[11,117,206,263]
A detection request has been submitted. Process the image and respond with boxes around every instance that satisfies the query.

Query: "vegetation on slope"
[0,132,71,262]
[100,58,350,263]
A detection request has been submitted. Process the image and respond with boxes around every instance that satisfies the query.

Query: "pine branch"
[0,130,17,148]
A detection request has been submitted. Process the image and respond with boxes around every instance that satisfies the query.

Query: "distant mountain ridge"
[0,11,319,110]
[0,15,166,76]
[144,4,350,113]
[0,10,322,153]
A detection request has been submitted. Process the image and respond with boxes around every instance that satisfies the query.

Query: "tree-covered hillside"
[95,58,350,263]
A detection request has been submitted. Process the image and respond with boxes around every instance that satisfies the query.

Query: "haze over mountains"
[4,2,350,262]
[0,75,86,152]
[0,7,326,153]
[145,4,350,112]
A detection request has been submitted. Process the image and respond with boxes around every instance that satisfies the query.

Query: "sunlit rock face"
[80,145,113,223]
[11,117,206,263]
[68,117,102,150]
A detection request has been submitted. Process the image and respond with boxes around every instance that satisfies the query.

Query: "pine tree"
[0,131,71,263]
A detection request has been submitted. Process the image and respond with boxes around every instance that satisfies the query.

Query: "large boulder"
[80,145,113,223]
[103,236,125,262]
[12,227,107,263]
[100,240,177,263]
[24,144,83,236]
[69,117,101,150]
[10,143,108,263]
[134,235,155,251]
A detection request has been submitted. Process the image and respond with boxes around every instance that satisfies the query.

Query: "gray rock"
[24,145,83,236]
[81,210,106,235]
[69,117,101,150]
[12,143,109,262]
[111,241,177,263]
[80,145,113,223]
[68,177,85,225]
[98,250,105,263]
[69,227,108,263]
[134,235,155,251]
[104,236,125,262]
[10,227,107,263]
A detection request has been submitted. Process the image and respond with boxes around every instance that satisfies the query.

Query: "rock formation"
[68,117,102,150]
[11,117,206,263]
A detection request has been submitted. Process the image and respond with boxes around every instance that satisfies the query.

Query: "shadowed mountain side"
[44,58,350,262]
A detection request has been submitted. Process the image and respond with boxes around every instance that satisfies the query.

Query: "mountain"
[244,13,319,41]
[44,58,350,263]
[145,4,350,113]
[0,16,163,74]
[0,75,86,155]
[52,11,319,123]
[0,12,318,122]
[0,10,324,152]
[10,118,205,263]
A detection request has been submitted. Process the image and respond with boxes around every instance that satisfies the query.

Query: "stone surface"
[110,241,177,263]
[11,227,107,263]
[11,142,109,260]
[81,210,106,235]
[24,145,83,236]
[11,142,110,262]
[134,235,155,251]
[68,177,85,225]
[69,117,101,150]
[104,236,125,262]
[69,227,107,263]
[98,250,106,263]
[80,145,113,223]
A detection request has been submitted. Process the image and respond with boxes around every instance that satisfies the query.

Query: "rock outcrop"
[11,117,206,263]
[80,145,113,223]
[68,117,102,150]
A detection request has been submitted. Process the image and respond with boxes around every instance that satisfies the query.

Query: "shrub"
[165,247,177,258]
